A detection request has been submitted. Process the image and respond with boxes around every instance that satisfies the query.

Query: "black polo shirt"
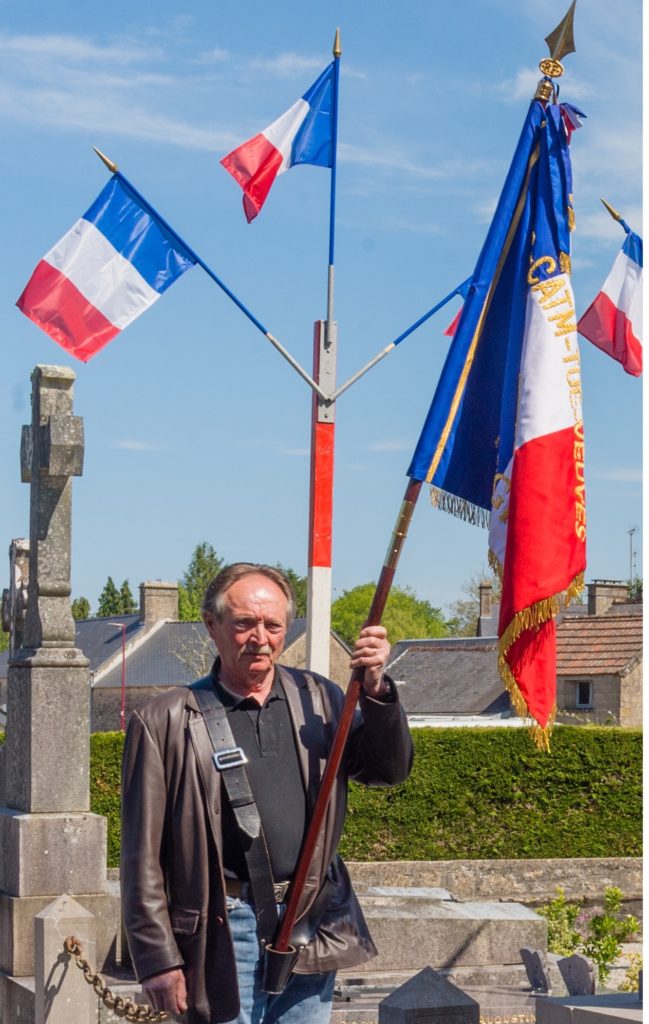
[215,674,307,883]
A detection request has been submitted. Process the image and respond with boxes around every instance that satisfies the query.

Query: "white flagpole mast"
[306,29,341,676]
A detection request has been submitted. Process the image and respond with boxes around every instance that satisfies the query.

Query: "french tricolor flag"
[221,62,334,222]
[577,228,643,376]
[17,176,196,362]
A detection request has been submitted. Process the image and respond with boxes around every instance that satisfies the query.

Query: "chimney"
[479,582,493,617]
[140,580,179,626]
[587,579,628,616]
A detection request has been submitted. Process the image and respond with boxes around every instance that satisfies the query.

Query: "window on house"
[575,680,593,709]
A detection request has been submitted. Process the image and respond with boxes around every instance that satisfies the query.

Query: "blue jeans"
[223,895,335,1024]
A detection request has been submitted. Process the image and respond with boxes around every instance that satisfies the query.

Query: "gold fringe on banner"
[488,548,503,581]
[429,486,490,528]
[497,572,584,750]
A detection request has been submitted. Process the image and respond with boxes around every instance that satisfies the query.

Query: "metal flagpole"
[305,29,341,677]
[92,148,328,402]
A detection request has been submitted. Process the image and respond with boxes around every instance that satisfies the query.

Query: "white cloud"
[0,31,160,64]
[589,468,642,484]
[195,46,230,64]
[366,440,411,453]
[0,85,236,151]
[340,142,446,180]
[247,52,326,78]
[282,447,309,457]
[113,440,160,451]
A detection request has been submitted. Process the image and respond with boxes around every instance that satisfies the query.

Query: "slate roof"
[0,613,144,680]
[76,614,143,673]
[94,616,331,689]
[95,621,207,689]
[387,638,511,716]
[556,613,643,676]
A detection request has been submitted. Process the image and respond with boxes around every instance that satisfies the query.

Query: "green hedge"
[90,731,124,869]
[0,727,635,869]
[340,727,642,861]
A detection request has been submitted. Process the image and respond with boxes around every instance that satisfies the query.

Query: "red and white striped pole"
[306,319,336,676]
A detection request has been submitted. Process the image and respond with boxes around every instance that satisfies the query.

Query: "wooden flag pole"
[274,476,422,954]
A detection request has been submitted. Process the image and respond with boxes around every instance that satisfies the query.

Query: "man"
[121,563,413,1024]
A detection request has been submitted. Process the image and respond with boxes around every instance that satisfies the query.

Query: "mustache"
[242,643,273,656]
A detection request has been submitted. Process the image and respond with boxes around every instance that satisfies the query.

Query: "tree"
[331,583,447,648]
[178,542,225,622]
[97,576,121,618]
[445,567,501,637]
[119,580,137,615]
[276,564,307,617]
[0,628,8,653]
[627,578,643,602]
[72,596,91,620]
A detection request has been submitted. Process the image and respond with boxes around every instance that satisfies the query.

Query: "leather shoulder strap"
[190,677,279,945]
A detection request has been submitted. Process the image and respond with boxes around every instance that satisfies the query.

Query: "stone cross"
[3,365,89,812]
[0,538,30,654]
[0,366,119,1024]
[20,365,84,649]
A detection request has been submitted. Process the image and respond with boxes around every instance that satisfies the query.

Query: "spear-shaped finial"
[600,196,631,235]
[93,147,119,174]
[535,1,577,101]
[600,197,622,223]
[333,27,341,58]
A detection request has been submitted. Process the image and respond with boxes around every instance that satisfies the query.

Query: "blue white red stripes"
[406,101,586,745]
[17,176,195,361]
[577,229,643,376]
[221,62,334,222]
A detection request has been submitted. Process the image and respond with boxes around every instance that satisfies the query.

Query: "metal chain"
[63,936,170,1022]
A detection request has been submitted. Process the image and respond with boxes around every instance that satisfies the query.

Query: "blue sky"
[0,0,642,616]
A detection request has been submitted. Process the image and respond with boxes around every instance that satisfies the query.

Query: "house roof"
[556,612,643,676]
[387,638,511,716]
[95,621,207,688]
[76,614,143,673]
[93,615,345,689]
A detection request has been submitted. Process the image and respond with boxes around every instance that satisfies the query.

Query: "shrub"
[340,727,642,861]
[90,731,124,868]
[538,886,639,986]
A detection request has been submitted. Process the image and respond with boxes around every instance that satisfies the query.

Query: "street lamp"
[628,527,636,592]
[108,621,127,732]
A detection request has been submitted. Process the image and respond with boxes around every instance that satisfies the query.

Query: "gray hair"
[201,562,295,626]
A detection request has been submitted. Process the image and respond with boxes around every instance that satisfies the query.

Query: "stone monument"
[0,366,119,1023]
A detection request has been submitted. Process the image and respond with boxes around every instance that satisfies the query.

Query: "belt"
[225,878,290,904]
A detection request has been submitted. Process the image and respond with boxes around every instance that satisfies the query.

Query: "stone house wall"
[92,686,172,732]
[557,673,622,724]
[281,634,351,689]
[619,661,643,727]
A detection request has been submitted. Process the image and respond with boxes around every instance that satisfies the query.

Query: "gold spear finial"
[545,0,577,63]
[600,197,623,223]
[333,28,341,58]
[535,1,577,101]
[93,147,119,174]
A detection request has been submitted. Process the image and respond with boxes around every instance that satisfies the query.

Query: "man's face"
[204,573,288,696]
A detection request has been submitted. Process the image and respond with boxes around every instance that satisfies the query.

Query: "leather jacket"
[121,662,413,1023]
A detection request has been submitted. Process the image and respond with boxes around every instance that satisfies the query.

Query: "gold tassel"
[560,251,572,274]
[488,548,503,582]
[429,486,490,528]
[497,572,584,750]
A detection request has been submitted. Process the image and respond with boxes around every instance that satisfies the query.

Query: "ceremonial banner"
[221,62,334,222]
[577,227,643,376]
[407,100,586,745]
[17,176,196,361]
